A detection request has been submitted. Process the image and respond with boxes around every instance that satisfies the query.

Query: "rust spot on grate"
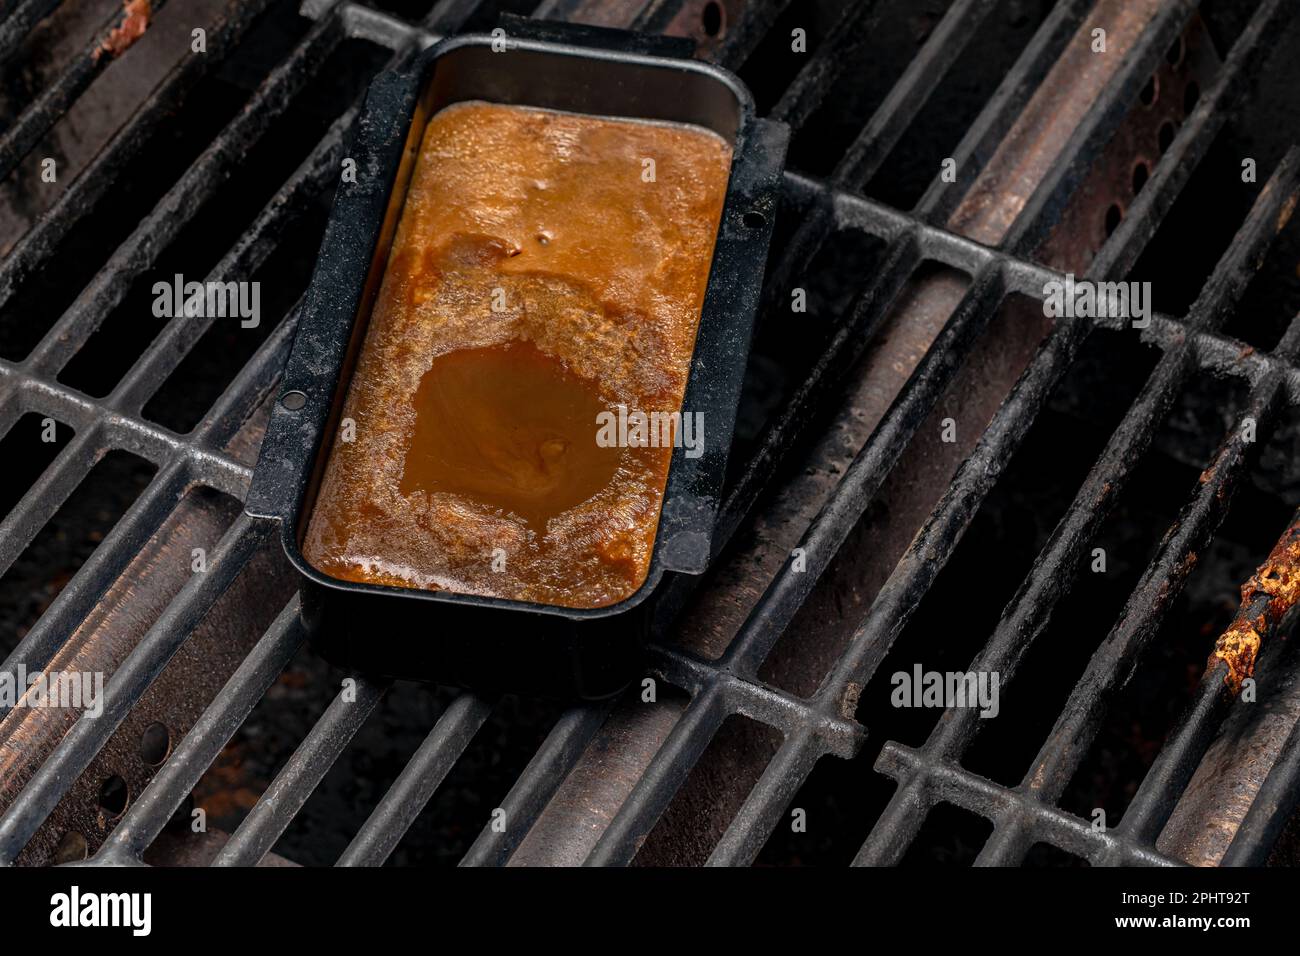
[96,0,152,62]
[1210,517,1300,693]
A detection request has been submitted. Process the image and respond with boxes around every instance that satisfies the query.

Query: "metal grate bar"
[649,644,863,756]
[92,599,307,863]
[0,0,61,64]
[191,299,304,447]
[913,0,1095,224]
[0,424,102,578]
[855,143,1300,868]
[873,741,1185,866]
[711,230,925,552]
[760,0,1012,327]
[1222,700,1300,866]
[337,693,494,866]
[0,458,188,688]
[0,513,270,863]
[918,149,1300,788]
[723,264,1005,675]
[0,0,276,311]
[768,0,882,129]
[459,702,613,867]
[1099,668,1230,857]
[833,0,1001,189]
[998,0,1197,257]
[211,675,390,866]
[976,373,1295,865]
[110,111,353,415]
[0,0,174,183]
[21,11,346,379]
[583,681,728,866]
[705,723,823,865]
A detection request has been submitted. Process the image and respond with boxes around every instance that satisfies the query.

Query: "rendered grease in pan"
[303,101,733,608]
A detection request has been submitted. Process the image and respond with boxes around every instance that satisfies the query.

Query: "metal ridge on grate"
[0,0,1297,870]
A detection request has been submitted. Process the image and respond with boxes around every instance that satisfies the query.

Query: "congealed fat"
[302,101,733,608]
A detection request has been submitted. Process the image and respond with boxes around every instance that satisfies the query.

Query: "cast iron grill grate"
[0,0,1298,867]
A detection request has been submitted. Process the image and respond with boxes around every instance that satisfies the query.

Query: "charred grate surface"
[0,0,1299,867]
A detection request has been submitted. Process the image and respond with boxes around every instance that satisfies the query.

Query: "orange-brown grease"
[302,101,733,608]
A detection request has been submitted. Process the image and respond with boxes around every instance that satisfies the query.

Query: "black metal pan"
[246,21,788,698]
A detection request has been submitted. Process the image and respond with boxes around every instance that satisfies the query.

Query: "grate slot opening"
[1056,374,1289,827]
[384,694,568,867]
[182,638,344,861]
[898,800,991,866]
[267,680,462,866]
[1024,841,1089,867]
[783,0,958,177]
[732,0,850,116]
[142,206,328,433]
[730,227,888,471]
[1224,202,1300,353]
[633,713,783,866]
[757,284,1045,700]
[0,81,248,363]
[863,0,1049,212]
[962,333,1179,787]
[0,413,73,518]
[53,28,370,399]
[0,449,155,655]
[754,750,897,867]
[1129,137,1264,319]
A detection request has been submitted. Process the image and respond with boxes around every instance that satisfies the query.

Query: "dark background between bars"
[1,0,1299,867]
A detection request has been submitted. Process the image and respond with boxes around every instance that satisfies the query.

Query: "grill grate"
[1,0,1299,867]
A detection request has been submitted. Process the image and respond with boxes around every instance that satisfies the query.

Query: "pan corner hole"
[743,210,767,229]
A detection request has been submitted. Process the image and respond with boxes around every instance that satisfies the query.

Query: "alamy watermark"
[891,664,1000,718]
[152,274,260,328]
[596,405,704,459]
[1043,273,1152,328]
[50,886,151,936]
[0,665,103,718]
